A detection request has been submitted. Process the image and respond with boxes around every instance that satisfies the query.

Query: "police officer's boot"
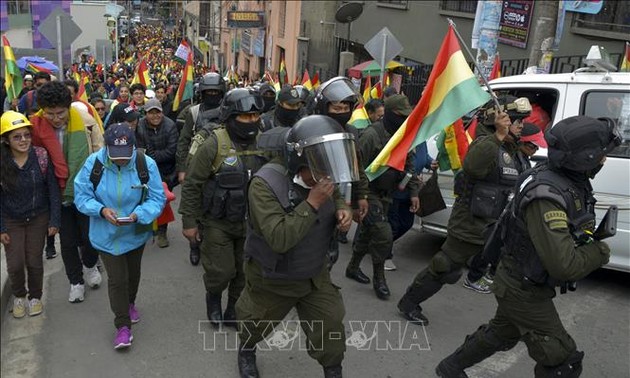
[397,284,430,325]
[345,253,370,284]
[238,345,260,378]
[436,325,515,378]
[189,241,200,266]
[223,297,237,329]
[534,351,584,378]
[323,364,343,378]
[206,292,223,327]
[372,263,390,300]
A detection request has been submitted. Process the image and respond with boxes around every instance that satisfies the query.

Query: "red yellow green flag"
[2,36,22,101]
[131,59,152,89]
[621,41,630,72]
[172,52,194,111]
[311,71,320,89]
[370,80,382,99]
[349,105,371,129]
[362,76,372,103]
[279,59,287,86]
[366,25,491,180]
[489,53,501,80]
[77,73,89,102]
[302,70,312,90]
[436,118,472,172]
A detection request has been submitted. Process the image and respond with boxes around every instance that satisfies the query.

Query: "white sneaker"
[28,298,43,316]
[384,259,397,271]
[69,283,85,303]
[85,265,102,288]
[12,297,27,318]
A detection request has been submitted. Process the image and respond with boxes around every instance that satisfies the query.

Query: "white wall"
[3,29,33,49]
[70,3,109,60]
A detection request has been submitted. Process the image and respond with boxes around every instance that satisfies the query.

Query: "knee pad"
[534,351,584,378]
[430,251,463,284]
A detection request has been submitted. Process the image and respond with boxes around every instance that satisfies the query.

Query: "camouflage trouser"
[236,260,346,367]
[201,224,245,302]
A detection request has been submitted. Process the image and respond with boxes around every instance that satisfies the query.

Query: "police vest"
[502,166,596,287]
[201,128,267,222]
[244,163,336,280]
[458,142,520,219]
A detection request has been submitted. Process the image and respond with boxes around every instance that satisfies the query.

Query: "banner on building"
[227,11,265,28]
[471,0,502,49]
[241,31,252,54]
[253,30,265,57]
[564,0,604,14]
[498,0,535,49]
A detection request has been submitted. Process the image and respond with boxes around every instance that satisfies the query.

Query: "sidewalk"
[0,247,8,323]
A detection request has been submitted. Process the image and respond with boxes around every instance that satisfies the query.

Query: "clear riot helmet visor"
[296,133,360,184]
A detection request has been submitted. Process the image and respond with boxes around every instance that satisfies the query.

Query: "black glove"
[327,236,340,271]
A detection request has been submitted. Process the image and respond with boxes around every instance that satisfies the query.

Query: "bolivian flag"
[172,52,194,111]
[349,105,370,129]
[131,59,152,89]
[621,41,630,72]
[2,36,22,101]
[366,25,490,180]
[436,118,472,172]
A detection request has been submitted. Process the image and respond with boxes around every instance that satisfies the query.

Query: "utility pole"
[527,0,559,73]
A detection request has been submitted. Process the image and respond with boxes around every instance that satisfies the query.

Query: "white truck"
[422,50,630,273]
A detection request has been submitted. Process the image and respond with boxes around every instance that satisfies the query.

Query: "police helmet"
[313,77,361,115]
[293,85,312,103]
[198,72,227,94]
[481,95,532,126]
[546,116,621,172]
[219,88,264,122]
[1,111,32,136]
[287,115,360,183]
[259,83,276,97]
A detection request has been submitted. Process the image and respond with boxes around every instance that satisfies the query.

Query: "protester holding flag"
[398,95,531,323]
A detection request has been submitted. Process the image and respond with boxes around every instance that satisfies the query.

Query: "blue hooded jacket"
[73,148,166,255]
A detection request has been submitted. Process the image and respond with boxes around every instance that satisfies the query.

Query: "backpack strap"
[211,128,233,172]
[190,104,200,131]
[135,150,149,185]
[90,158,105,191]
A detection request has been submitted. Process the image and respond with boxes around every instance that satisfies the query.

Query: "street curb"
[1,247,10,323]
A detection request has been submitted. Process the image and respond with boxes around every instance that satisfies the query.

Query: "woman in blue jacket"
[74,122,165,350]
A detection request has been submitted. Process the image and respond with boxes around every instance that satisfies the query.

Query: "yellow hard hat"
[1,111,32,136]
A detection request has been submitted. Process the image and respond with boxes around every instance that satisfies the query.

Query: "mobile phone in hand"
[116,216,135,224]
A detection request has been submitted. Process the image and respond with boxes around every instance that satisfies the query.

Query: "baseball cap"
[24,74,33,81]
[105,123,136,160]
[521,122,547,148]
[384,94,413,116]
[145,98,163,112]
[110,103,141,124]
[277,86,304,105]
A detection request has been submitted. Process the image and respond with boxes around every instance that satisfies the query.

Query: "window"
[440,0,477,14]
[582,91,630,158]
[279,0,286,38]
[7,0,30,15]
[377,0,408,9]
[572,1,629,37]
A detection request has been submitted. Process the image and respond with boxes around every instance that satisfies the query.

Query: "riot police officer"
[236,115,355,378]
[436,116,620,378]
[179,88,268,327]
[176,72,227,265]
[397,95,531,324]
[260,85,305,130]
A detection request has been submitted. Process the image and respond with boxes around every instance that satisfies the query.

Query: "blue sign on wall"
[253,30,265,57]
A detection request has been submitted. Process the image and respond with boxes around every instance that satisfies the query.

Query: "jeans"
[100,246,144,329]
[60,204,99,285]
[3,212,48,299]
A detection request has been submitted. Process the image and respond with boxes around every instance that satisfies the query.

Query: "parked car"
[422,48,630,273]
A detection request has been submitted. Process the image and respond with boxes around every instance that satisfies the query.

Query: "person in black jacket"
[135,98,178,247]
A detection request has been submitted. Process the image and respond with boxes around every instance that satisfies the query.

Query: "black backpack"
[89,150,149,191]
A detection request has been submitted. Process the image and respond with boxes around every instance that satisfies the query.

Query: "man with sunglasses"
[179,88,270,328]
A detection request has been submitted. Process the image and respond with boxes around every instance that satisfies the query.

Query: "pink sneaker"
[114,326,133,349]
[129,304,140,324]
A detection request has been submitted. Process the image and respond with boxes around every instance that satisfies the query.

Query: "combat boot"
[206,292,223,327]
[397,285,429,325]
[345,253,370,284]
[436,325,514,378]
[238,346,260,378]
[189,243,200,266]
[372,263,390,300]
[223,297,237,329]
[323,364,343,378]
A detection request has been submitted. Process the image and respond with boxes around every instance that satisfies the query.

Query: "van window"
[581,91,630,159]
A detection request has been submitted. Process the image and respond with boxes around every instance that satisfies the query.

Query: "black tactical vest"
[503,167,596,287]
[202,129,267,222]
[460,142,520,219]
[244,163,336,280]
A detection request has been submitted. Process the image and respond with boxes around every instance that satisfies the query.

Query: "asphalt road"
[2,192,629,378]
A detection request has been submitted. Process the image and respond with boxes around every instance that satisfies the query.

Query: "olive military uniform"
[179,128,267,303]
[398,133,519,321]
[237,160,349,368]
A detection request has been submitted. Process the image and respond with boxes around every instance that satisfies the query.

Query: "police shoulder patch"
[543,210,568,230]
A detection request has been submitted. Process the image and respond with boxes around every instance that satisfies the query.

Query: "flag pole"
[447,18,500,109]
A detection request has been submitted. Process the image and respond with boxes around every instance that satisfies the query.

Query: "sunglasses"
[11,133,32,142]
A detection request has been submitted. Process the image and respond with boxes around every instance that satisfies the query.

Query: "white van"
[422,55,630,273]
